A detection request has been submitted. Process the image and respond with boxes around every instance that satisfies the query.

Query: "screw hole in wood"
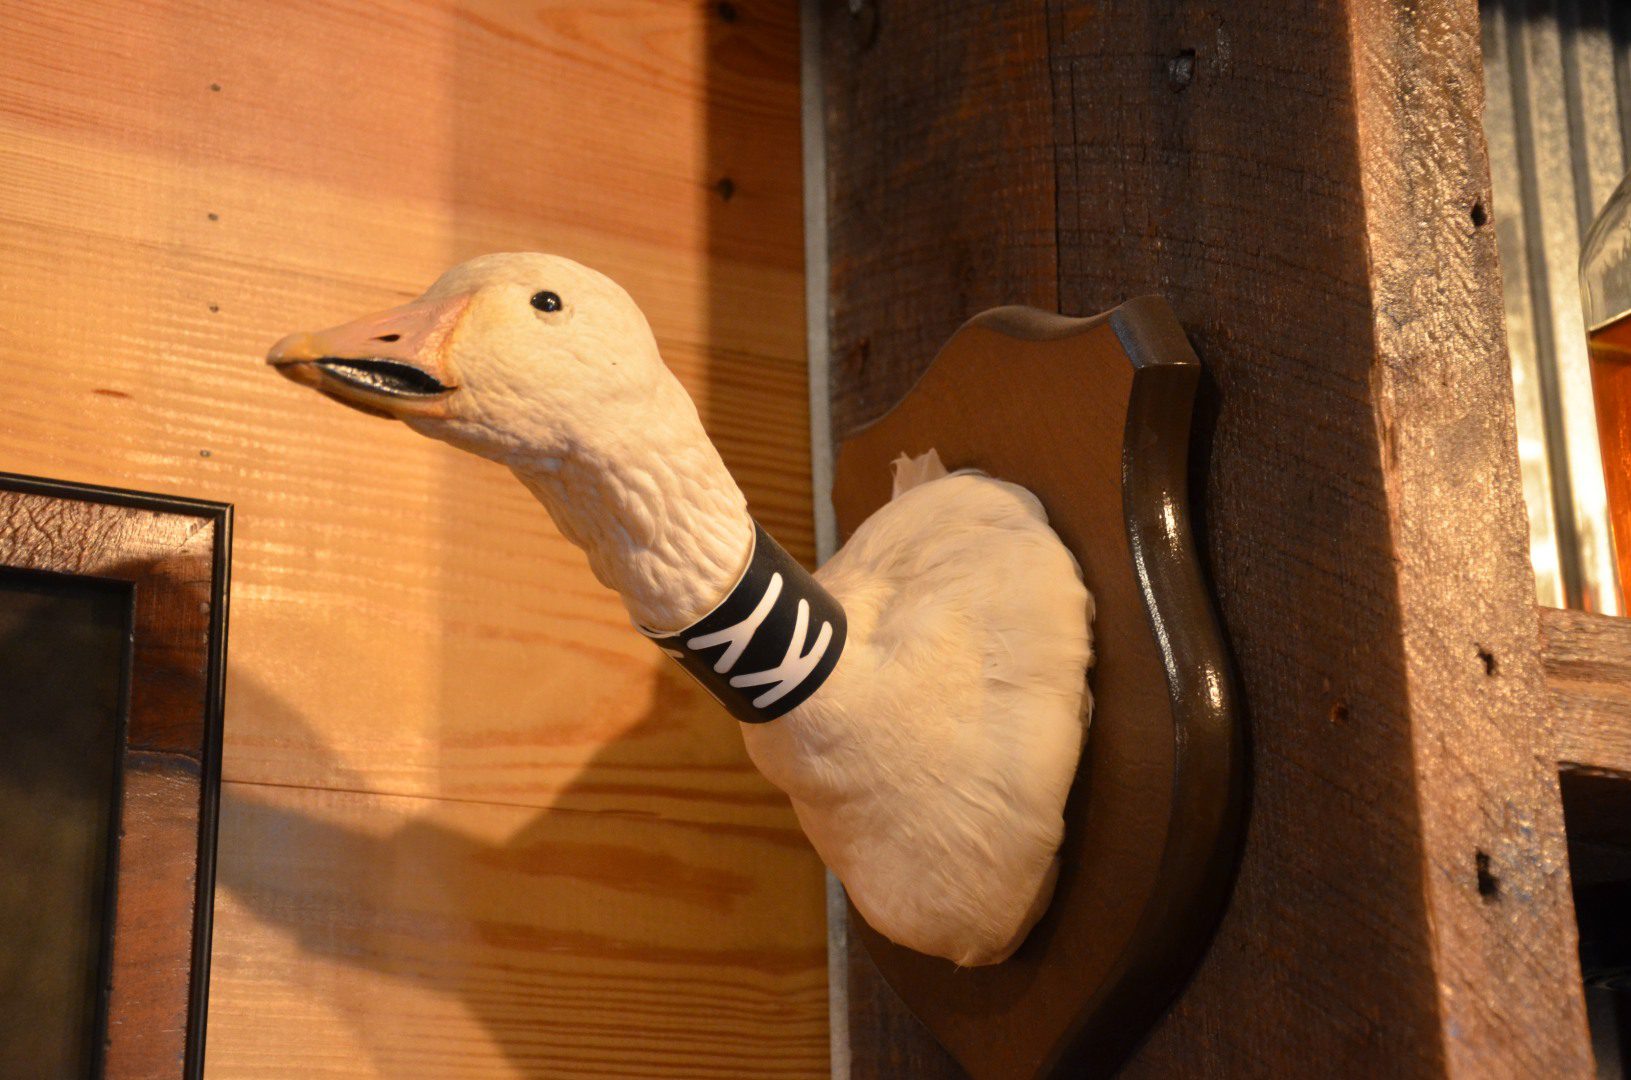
[1169,49,1197,90]
[1476,850,1499,900]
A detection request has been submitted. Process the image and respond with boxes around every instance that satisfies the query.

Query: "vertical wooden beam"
[822,1,1594,1074]
[1349,4,1590,1072]
[824,2,1059,439]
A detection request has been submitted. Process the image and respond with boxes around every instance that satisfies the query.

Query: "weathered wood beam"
[822,1,1593,1075]
[1542,606,1631,776]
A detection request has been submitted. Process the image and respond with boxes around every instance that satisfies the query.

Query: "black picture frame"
[0,473,231,1078]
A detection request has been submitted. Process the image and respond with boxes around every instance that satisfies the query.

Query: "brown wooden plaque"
[832,299,1246,1078]
[0,475,231,1079]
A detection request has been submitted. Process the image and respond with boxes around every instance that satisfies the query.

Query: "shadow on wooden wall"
[205,3,823,1077]
[218,660,822,1078]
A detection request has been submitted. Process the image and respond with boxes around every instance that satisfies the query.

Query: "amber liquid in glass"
[1589,308,1631,608]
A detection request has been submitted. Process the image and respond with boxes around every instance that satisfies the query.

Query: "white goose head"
[268,252,753,631]
[268,252,693,467]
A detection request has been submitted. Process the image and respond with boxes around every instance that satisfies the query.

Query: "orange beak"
[267,293,472,419]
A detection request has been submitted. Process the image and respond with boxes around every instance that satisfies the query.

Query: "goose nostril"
[375,333,401,343]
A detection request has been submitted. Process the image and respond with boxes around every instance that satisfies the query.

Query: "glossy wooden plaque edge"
[832,299,1248,1077]
[0,472,232,1080]
[1052,299,1249,1074]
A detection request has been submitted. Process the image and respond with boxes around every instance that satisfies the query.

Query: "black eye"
[530,290,563,313]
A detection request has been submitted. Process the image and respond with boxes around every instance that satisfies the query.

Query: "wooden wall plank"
[209,780,827,1079]
[0,1,823,1075]
[822,1,1593,1075]
[1543,605,1631,775]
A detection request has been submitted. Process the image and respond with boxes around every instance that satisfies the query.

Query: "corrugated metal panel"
[1481,0,1630,613]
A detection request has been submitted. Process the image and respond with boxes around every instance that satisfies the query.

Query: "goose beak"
[267,293,472,419]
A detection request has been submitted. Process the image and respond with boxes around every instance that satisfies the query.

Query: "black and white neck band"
[637,522,846,724]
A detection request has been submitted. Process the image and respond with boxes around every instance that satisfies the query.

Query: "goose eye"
[530,291,563,313]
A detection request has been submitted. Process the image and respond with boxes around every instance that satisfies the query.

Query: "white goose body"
[269,253,1094,966]
[759,462,1091,964]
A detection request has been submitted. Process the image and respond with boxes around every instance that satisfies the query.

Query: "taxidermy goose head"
[270,253,1093,967]
[269,253,751,632]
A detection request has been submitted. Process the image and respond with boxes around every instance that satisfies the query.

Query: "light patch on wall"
[1481,0,1631,613]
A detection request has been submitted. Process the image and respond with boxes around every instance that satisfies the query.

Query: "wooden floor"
[0,2,826,1075]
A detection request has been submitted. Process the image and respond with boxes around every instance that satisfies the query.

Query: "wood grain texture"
[0,1,823,1076]
[208,780,826,1080]
[823,1,1592,1075]
[823,0,1058,439]
[1344,20,1571,1064]
[106,753,205,1078]
[1542,605,1631,776]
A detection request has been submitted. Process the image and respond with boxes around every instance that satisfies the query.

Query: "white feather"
[890,447,949,496]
